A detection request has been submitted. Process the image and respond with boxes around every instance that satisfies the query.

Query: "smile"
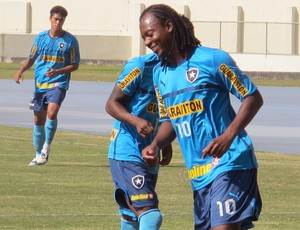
[150,44,158,52]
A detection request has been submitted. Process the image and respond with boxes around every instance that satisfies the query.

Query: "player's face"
[50,13,65,32]
[139,13,174,59]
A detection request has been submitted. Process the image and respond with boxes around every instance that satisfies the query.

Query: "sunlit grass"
[1,62,299,87]
[0,126,299,229]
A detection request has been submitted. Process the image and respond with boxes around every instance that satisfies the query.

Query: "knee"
[138,208,162,230]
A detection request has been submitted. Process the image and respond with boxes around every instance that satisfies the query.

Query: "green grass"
[1,62,300,87]
[0,62,123,82]
[1,125,299,229]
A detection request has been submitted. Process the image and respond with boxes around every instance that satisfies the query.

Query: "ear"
[165,20,174,33]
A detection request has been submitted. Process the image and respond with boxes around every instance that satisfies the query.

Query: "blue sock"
[138,209,162,230]
[45,118,57,145]
[121,217,139,230]
[33,125,45,156]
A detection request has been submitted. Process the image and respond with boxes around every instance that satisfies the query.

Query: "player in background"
[140,4,263,230]
[13,5,80,166]
[105,53,172,230]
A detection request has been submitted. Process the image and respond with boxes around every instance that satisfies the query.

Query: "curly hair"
[140,4,201,58]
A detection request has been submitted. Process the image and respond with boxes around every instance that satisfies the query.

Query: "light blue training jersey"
[108,53,160,163]
[153,46,259,191]
[28,30,80,92]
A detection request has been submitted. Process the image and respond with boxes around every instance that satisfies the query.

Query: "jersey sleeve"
[153,65,170,122]
[70,37,80,64]
[28,34,40,60]
[116,57,144,97]
[212,50,257,102]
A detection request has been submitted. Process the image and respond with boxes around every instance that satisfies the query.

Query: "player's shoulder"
[36,30,49,38]
[125,53,159,69]
[133,53,159,66]
[195,46,233,65]
[195,46,229,57]
[63,31,75,38]
[62,31,78,42]
[142,53,160,67]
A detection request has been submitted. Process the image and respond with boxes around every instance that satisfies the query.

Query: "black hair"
[50,5,68,18]
[140,4,201,59]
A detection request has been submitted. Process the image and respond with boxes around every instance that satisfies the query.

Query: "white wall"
[1,0,300,73]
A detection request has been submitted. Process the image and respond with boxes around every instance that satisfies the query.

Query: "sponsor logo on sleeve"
[219,64,249,97]
[154,85,168,119]
[29,43,38,58]
[118,67,141,90]
[146,102,158,114]
[109,129,118,140]
[70,46,75,63]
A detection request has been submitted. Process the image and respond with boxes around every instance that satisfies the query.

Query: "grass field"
[1,62,300,229]
[1,125,300,229]
[1,62,300,87]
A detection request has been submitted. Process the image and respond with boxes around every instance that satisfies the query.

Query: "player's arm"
[13,58,35,84]
[202,89,263,159]
[45,63,79,78]
[159,143,173,166]
[105,84,154,138]
[142,121,176,166]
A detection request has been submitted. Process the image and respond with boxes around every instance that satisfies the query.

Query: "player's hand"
[45,67,57,78]
[135,118,154,138]
[14,72,24,84]
[159,144,172,166]
[142,145,159,167]
[202,133,232,159]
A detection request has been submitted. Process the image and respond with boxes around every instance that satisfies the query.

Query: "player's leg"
[117,189,162,230]
[43,102,60,149]
[137,169,162,230]
[109,159,162,229]
[212,223,241,230]
[118,162,162,229]
[138,208,162,230]
[28,92,46,166]
[193,186,212,230]
[37,87,66,164]
[30,110,47,166]
[210,169,262,230]
[121,214,139,230]
[109,159,139,230]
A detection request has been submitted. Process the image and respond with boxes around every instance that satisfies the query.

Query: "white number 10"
[175,121,191,138]
[216,199,236,217]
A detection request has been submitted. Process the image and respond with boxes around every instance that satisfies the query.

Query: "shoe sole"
[36,160,48,165]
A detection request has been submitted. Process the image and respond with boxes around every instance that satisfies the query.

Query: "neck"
[167,51,187,67]
[50,29,64,38]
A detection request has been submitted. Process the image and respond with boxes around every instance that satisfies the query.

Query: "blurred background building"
[1,0,300,76]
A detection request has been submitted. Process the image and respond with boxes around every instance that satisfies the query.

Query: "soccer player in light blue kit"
[14,5,80,166]
[105,53,172,230]
[140,4,263,230]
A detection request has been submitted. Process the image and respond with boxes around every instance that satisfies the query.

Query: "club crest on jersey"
[59,42,66,49]
[186,68,199,83]
[132,175,144,189]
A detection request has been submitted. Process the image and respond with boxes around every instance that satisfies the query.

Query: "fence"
[193,21,300,55]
